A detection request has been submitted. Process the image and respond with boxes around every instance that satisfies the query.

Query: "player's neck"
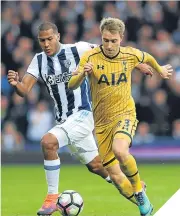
[55,42,61,55]
[50,42,61,57]
[101,45,120,59]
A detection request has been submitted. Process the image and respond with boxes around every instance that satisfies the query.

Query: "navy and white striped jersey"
[27,41,95,123]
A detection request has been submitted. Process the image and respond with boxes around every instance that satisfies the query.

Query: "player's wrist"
[81,71,86,77]
[83,71,87,77]
[14,81,20,87]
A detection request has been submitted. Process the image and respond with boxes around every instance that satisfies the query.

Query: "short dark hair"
[38,22,58,34]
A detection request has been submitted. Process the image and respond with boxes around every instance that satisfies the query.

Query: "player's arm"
[141,52,173,79]
[7,71,37,97]
[69,70,86,90]
[135,63,173,79]
[7,54,40,97]
[135,63,154,76]
[68,53,91,90]
[134,47,173,79]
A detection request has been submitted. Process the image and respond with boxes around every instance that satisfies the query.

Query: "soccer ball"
[56,190,84,216]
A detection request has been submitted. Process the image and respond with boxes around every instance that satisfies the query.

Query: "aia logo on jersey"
[97,73,127,85]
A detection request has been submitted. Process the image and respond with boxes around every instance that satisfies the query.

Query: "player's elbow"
[17,92,26,98]
[15,87,27,98]
[68,79,78,90]
[68,82,73,90]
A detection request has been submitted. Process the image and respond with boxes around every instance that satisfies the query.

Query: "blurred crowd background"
[1,1,180,153]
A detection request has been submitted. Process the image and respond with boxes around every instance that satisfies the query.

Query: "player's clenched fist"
[84,63,93,74]
[7,70,19,86]
[136,63,154,76]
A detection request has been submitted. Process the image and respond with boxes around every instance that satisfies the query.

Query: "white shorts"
[48,110,98,164]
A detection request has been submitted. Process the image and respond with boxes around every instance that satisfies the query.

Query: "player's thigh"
[48,125,69,148]
[48,110,94,149]
[62,110,94,143]
[95,126,119,168]
[113,116,138,146]
[68,133,99,164]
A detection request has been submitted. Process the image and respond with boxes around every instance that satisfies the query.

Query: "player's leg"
[37,123,72,216]
[62,110,112,183]
[37,132,60,215]
[86,155,112,182]
[96,125,138,205]
[112,118,153,215]
[70,133,146,187]
[68,133,111,183]
[106,163,138,204]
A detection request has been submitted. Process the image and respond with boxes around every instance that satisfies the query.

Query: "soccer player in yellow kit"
[69,17,173,216]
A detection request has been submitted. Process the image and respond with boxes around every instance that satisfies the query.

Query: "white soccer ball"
[56,190,84,216]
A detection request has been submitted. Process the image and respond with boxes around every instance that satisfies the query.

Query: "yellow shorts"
[95,116,138,168]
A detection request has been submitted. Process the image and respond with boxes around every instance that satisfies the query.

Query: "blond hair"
[100,17,125,36]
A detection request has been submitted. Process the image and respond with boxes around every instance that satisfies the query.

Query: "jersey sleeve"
[26,54,39,79]
[77,51,90,73]
[131,47,162,73]
[131,47,146,66]
[76,41,98,57]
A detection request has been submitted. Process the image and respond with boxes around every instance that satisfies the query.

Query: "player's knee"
[41,133,59,151]
[87,163,103,174]
[87,157,103,174]
[114,150,128,163]
[113,146,129,163]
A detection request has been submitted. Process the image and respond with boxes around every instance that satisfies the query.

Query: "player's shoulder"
[28,52,48,68]
[82,45,101,57]
[75,41,97,50]
[76,41,99,56]
[34,51,47,58]
[28,52,44,64]
[120,46,140,54]
[69,41,100,57]
[63,41,96,50]
[120,46,144,62]
[36,51,44,55]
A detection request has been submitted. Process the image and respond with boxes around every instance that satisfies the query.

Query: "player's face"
[102,30,123,58]
[38,29,60,56]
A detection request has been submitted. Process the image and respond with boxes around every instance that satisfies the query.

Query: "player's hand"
[7,70,19,86]
[84,63,93,75]
[159,64,173,79]
[136,63,153,76]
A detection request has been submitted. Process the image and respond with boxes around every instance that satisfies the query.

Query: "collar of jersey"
[100,45,120,59]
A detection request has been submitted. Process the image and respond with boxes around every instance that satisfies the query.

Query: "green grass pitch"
[2,164,180,216]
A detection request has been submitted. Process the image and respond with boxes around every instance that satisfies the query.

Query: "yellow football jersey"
[78,45,159,127]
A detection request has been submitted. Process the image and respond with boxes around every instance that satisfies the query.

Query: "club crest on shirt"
[64,59,71,68]
[123,61,127,72]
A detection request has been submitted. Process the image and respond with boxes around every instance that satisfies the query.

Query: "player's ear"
[57,33,60,41]
[120,34,124,43]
